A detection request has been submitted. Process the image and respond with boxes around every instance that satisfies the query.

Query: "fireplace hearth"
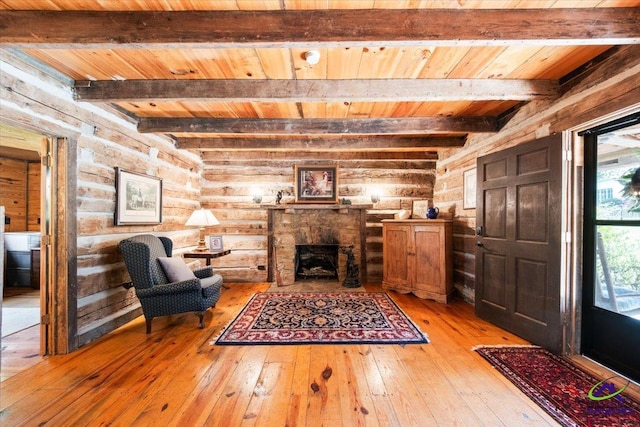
[295,244,339,281]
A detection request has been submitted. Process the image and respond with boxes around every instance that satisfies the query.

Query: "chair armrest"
[193,266,214,279]
[136,279,201,298]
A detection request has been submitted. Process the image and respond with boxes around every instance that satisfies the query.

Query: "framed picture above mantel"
[115,168,163,225]
[294,164,338,203]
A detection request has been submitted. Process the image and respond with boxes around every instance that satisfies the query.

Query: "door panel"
[476,135,563,353]
[382,225,411,288]
[482,254,507,308]
[516,183,548,242]
[414,226,442,293]
[515,258,547,323]
[484,188,507,238]
[581,112,640,383]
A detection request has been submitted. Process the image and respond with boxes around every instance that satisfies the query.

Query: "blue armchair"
[119,234,223,333]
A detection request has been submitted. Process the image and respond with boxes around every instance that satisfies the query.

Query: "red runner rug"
[214,292,428,345]
[474,345,640,427]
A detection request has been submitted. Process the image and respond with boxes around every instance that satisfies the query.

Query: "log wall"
[434,45,640,303]
[198,153,437,283]
[1,50,204,348]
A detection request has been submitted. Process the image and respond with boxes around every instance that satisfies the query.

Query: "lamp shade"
[185,209,219,227]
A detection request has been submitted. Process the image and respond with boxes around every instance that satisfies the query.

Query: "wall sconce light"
[251,188,263,204]
[369,186,382,203]
[305,50,321,65]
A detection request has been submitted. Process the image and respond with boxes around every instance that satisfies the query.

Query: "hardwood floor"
[0,283,563,426]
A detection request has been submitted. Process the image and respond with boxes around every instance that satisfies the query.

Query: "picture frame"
[115,168,162,225]
[463,167,477,209]
[294,164,338,203]
[209,235,223,251]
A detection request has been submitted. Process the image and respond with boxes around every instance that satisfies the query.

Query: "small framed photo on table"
[209,235,223,251]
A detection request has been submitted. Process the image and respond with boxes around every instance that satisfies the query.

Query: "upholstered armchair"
[119,234,223,333]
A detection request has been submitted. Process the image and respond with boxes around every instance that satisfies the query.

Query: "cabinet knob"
[476,241,483,247]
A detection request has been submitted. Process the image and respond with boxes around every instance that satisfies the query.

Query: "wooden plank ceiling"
[1,1,639,155]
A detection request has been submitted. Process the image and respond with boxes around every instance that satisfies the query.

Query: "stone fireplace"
[267,205,370,287]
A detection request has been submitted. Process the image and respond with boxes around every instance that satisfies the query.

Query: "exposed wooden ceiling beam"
[200,151,439,162]
[74,79,558,102]
[176,136,466,150]
[139,117,496,135]
[2,9,638,48]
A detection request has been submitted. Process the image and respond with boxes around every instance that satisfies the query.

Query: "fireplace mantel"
[266,205,369,287]
[261,203,372,211]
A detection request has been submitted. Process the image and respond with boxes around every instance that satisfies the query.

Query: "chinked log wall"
[199,154,437,283]
[1,51,204,349]
[434,45,640,302]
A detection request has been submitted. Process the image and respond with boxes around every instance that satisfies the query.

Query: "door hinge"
[41,234,51,246]
[41,154,51,167]
[563,149,572,162]
[564,231,572,243]
[41,314,51,325]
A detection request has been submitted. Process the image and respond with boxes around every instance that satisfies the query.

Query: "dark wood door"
[475,135,563,353]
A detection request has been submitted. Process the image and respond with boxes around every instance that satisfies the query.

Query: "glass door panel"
[582,113,640,382]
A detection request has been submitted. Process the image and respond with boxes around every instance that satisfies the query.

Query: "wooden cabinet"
[4,232,41,288]
[382,219,453,303]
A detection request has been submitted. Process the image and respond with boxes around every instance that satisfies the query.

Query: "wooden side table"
[183,249,231,266]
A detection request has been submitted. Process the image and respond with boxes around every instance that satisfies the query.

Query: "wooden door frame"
[564,104,640,357]
[45,136,78,355]
[0,127,77,355]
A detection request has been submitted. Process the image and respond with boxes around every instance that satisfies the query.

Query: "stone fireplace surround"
[266,204,370,287]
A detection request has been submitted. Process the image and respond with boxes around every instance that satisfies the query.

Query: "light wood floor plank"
[286,345,312,426]
[1,283,577,426]
[211,345,272,427]
[305,344,345,425]
[371,344,438,426]
[336,345,382,426]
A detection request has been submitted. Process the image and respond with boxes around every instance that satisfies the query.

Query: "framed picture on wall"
[463,167,477,209]
[115,168,162,225]
[294,164,338,203]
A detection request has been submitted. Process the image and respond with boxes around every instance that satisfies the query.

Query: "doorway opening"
[0,123,48,381]
[580,112,640,383]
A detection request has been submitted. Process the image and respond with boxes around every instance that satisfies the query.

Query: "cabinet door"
[413,224,445,293]
[383,224,412,289]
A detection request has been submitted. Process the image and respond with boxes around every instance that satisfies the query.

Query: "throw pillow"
[158,257,197,282]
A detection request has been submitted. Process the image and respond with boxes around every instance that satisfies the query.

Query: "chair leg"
[196,312,205,329]
[145,317,153,334]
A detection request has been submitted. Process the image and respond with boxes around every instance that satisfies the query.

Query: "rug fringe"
[471,344,540,351]
[209,319,234,345]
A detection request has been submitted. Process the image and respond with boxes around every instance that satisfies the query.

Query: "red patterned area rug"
[214,292,429,345]
[474,345,640,427]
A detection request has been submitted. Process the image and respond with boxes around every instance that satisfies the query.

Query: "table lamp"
[185,208,219,251]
